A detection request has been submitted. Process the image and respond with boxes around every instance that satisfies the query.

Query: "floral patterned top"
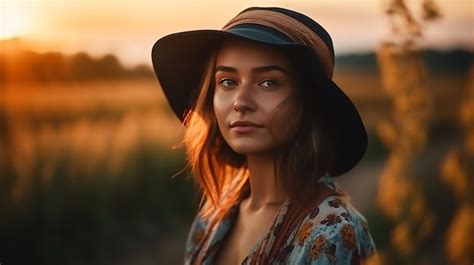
[184,174,377,264]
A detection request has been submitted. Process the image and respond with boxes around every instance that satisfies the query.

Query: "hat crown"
[222,6,335,78]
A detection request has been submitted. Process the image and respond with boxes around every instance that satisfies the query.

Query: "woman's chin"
[229,144,275,157]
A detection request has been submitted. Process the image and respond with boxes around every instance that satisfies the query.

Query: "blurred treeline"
[1,40,154,83]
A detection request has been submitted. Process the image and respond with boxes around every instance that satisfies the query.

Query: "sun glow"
[1,4,31,40]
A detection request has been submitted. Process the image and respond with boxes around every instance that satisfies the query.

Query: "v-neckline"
[201,173,337,264]
[240,199,291,264]
[210,198,291,265]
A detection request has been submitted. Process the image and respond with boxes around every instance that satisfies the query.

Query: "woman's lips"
[231,126,262,133]
[230,121,263,133]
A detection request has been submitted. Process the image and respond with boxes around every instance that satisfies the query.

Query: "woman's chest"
[213,206,280,265]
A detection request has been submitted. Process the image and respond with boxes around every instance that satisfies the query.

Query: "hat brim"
[325,79,368,176]
[151,29,367,176]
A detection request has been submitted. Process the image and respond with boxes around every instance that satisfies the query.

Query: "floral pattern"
[308,235,326,260]
[328,197,344,208]
[340,224,357,250]
[320,213,342,226]
[184,174,377,264]
[296,220,314,246]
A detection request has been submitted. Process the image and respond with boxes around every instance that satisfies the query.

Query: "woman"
[151,6,376,265]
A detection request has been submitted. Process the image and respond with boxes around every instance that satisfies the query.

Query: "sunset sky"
[1,0,473,66]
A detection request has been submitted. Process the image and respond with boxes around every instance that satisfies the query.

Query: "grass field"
[0,69,470,264]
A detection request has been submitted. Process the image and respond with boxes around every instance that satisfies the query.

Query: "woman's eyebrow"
[215,65,289,75]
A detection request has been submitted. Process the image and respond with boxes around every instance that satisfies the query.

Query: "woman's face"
[213,39,298,156]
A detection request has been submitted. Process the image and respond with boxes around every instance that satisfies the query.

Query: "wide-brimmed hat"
[151,6,367,177]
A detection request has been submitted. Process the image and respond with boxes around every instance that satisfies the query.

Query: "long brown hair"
[182,45,337,223]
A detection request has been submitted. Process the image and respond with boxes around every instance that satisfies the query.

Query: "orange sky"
[2,0,473,66]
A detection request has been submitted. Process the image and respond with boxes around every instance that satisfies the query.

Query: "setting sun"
[1,4,31,39]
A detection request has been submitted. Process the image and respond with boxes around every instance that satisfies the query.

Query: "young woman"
[151,6,376,265]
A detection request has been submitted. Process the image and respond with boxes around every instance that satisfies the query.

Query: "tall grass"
[373,1,473,264]
[375,43,436,263]
[0,68,469,264]
[440,64,474,265]
[0,80,197,265]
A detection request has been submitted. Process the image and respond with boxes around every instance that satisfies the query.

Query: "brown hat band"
[222,9,334,78]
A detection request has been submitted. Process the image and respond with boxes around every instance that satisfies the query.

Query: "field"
[0,69,471,264]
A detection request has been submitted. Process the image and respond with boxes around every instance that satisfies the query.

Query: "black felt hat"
[151,6,367,177]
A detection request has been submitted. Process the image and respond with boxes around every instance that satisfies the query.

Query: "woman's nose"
[233,85,256,113]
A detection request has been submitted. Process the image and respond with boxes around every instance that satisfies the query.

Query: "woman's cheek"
[213,91,229,128]
[268,99,298,142]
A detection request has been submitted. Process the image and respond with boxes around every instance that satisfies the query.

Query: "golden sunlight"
[1,4,31,40]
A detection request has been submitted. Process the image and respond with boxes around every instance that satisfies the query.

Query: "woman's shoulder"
[184,202,239,263]
[278,177,377,264]
[184,210,209,260]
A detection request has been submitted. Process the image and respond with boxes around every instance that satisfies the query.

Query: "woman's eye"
[261,80,278,88]
[218,78,237,87]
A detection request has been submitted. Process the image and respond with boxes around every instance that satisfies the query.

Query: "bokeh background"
[1,0,472,264]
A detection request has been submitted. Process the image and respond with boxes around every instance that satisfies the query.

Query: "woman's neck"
[245,153,288,211]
